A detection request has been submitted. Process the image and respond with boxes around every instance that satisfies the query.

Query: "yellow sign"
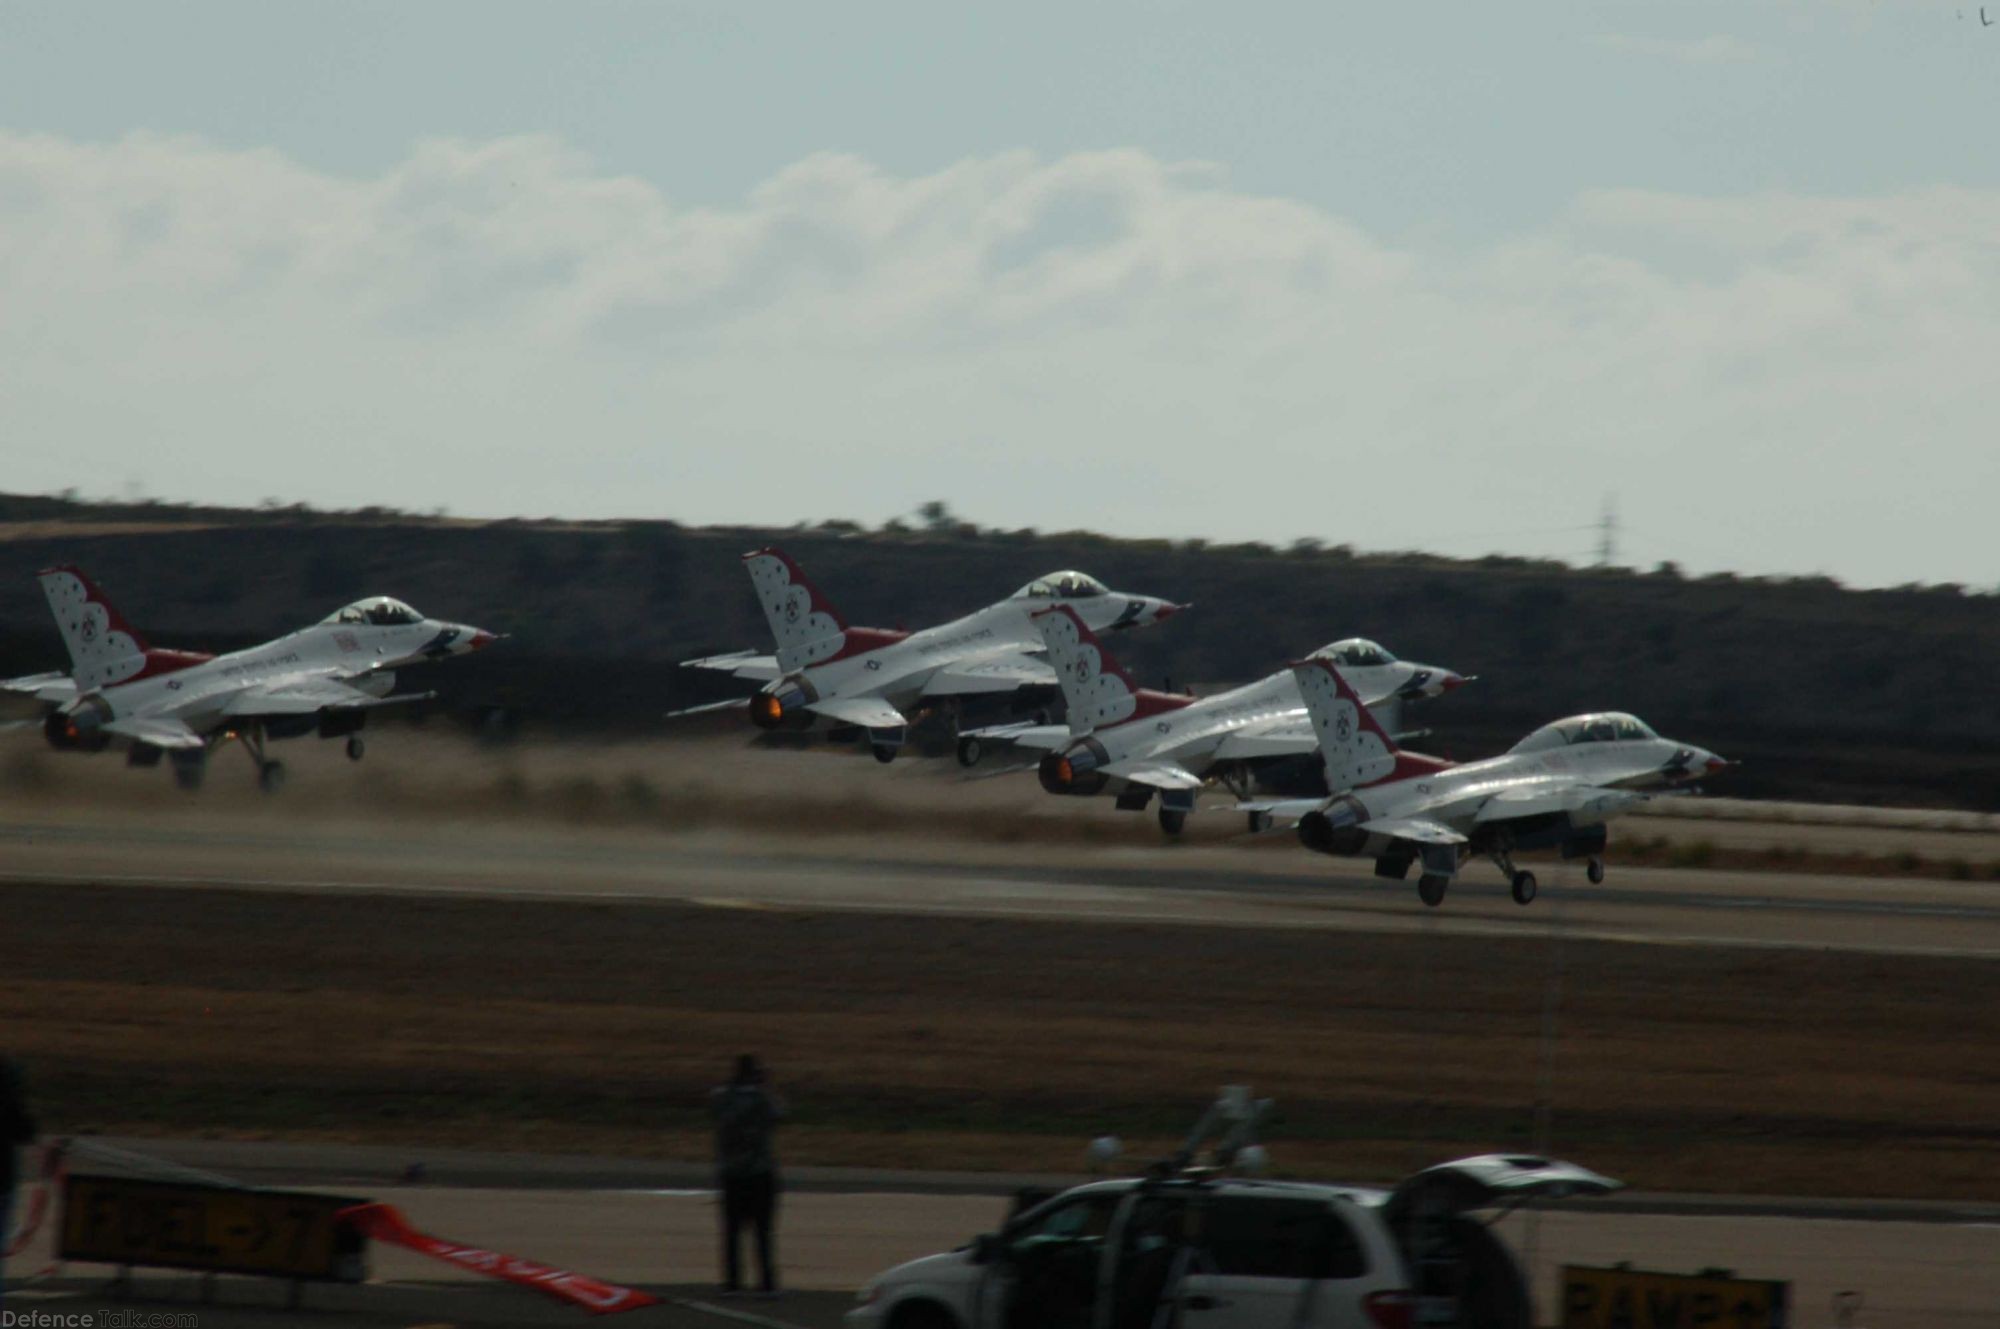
[60,1175,368,1282]
[1561,1264,1788,1329]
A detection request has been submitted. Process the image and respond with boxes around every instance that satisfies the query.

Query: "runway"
[3,809,1998,957]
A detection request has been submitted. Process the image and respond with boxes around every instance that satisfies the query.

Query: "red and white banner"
[337,1202,659,1316]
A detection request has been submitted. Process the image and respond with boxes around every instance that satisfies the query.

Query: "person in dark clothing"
[1,1056,38,1308]
[710,1054,783,1297]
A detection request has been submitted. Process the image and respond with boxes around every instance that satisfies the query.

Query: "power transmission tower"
[1595,493,1619,567]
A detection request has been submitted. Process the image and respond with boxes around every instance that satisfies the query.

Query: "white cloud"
[1,131,1995,586]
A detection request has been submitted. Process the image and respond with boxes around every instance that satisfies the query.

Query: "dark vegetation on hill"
[0,493,1994,808]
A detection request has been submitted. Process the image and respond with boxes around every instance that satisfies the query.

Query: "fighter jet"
[2,565,497,791]
[1244,656,1728,907]
[677,549,1181,761]
[990,603,1467,834]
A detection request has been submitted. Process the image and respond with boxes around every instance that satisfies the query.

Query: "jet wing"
[920,654,1056,697]
[0,671,77,706]
[1100,758,1204,791]
[1474,785,1647,824]
[1234,797,1325,825]
[959,721,1070,751]
[1212,716,1316,761]
[682,650,784,683]
[1359,816,1468,847]
[101,716,205,750]
[806,696,908,730]
[222,679,431,716]
[1211,700,1412,763]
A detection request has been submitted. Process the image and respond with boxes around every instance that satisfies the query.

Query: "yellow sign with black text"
[60,1175,368,1282]
[1561,1264,1788,1329]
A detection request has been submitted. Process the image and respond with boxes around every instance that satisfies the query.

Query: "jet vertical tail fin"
[744,548,852,674]
[38,566,152,691]
[1032,604,1192,737]
[1288,657,1402,794]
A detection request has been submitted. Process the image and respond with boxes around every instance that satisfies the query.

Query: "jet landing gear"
[1489,848,1538,906]
[235,725,286,793]
[346,736,366,762]
[1417,874,1450,907]
[1586,856,1605,885]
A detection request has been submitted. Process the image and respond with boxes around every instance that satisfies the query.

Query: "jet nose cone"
[468,629,498,652]
[1703,753,1730,775]
[1156,601,1188,622]
[1439,671,1468,694]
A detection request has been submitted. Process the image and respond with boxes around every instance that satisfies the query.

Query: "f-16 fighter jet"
[1246,656,1728,907]
[678,549,1181,762]
[2,565,497,791]
[1001,603,1467,835]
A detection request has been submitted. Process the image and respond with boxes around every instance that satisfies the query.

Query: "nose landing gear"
[1586,856,1605,885]
[346,736,366,762]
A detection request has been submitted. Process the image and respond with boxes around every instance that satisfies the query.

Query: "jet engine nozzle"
[45,697,111,752]
[1297,809,1336,853]
[1297,799,1368,856]
[1038,739,1109,796]
[749,677,816,731]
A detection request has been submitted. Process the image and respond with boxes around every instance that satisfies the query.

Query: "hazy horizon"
[4,3,1996,588]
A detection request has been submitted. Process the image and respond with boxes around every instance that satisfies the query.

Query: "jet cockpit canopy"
[1313,638,1399,667]
[1509,712,1657,754]
[1014,571,1109,600]
[323,596,425,627]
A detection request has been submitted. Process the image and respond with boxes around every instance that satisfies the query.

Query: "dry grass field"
[4,876,1993,1201]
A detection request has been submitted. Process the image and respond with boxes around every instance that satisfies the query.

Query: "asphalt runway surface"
[5,777,1997,1326]
[3,808,1998,959]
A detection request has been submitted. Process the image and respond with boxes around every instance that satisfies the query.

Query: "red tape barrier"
[5,1140,66,1259]
[337,1202,659,1316]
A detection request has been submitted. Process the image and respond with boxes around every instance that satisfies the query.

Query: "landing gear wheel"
[1417,874,1449,907]
[1247,810,1274,834]
[345,736,366,762]
[172,760,206,792]
[871,744,897,764]
[1586,857,1605,885]
[258,760,287,794]
[1510,870,1538,906]
[956,735,983,768]
[1158,808,1188,836]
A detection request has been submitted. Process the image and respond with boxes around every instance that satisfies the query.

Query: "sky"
[1,2,1996,585]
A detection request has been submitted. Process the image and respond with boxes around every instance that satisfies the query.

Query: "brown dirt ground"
[6,728,2000,881]
[3,881,1994,1201]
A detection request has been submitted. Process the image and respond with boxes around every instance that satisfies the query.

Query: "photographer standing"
[710,1054,783,1298]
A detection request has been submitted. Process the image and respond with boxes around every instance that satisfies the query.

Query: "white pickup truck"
[845,1154,1617,1329]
